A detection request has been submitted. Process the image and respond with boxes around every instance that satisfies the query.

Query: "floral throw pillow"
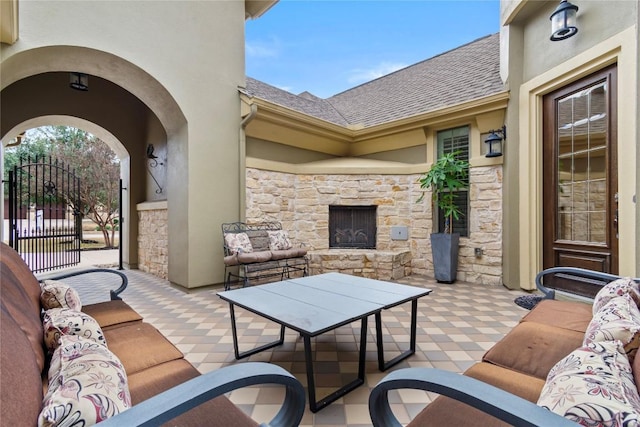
[584,294,640,364]
[268,230,292,251]
[43,308,107,353]
[537,340,640,425]
[41,335,131,426]
[40,280,82,311]
[593,277,640,314]
[224,232,253,255]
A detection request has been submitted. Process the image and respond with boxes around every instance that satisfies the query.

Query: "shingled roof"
[245,33,503,129]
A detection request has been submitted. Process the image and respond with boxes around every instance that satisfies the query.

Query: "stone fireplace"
[329,205,377,249]
[244,166,504,285]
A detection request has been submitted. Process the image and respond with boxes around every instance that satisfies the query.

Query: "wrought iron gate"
[6,156,82,273]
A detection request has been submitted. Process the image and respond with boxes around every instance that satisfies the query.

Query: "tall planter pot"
[430,233,460,283]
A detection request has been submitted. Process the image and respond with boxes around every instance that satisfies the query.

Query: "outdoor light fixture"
[484,126,506,158]
[69,72,89,91]
[550,0,579,41]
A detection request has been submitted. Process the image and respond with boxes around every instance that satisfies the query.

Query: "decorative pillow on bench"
[538,340,640,425]
[267,230,292,251]
[584,294,640,364]
[593,277,640,314]
[40,280,83,311]
[41,335,131,426]
[43,308,107,353]
[225,232,253,255]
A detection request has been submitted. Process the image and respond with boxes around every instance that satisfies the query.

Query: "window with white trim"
[436,126,469,237]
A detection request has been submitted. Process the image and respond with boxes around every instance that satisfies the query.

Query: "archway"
[1,46,187,274]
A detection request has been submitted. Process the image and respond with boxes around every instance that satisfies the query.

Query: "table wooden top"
[218,273,432,336]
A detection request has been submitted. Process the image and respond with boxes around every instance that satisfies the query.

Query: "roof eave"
[245,0,278,20]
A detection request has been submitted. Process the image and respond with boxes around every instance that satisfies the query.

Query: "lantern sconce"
[484,126,506,158]
[69,72,89,91]
[550,0,579,41]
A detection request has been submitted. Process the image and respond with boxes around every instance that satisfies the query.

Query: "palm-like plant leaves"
[418,152,469,234]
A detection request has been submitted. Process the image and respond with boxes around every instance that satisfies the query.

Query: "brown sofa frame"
[0,242,305,426]
[369,267,640,426]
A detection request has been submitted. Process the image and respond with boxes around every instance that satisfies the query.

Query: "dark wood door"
[543,65,618,278]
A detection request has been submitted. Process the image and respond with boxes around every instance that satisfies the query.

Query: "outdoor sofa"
[0,242,305,426]
[370,267,640,426]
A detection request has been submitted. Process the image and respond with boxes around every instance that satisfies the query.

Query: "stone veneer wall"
[245,166,503,285]
[137,201,168,279]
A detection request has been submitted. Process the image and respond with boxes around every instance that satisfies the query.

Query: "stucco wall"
[1,1,247,288]
[501,0,639,288]
[246,166,503,285]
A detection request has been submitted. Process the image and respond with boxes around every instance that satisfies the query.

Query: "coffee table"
[217,272,431,412]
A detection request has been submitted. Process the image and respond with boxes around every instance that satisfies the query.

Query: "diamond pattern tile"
[58,269,530,426]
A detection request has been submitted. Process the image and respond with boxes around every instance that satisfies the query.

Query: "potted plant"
[418,152,469,283]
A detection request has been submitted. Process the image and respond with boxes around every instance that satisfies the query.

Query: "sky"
[245,0,501,99]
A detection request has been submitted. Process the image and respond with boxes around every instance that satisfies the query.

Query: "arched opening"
[1,46,187,276]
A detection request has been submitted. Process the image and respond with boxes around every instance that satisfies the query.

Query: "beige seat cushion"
[520,299,593,333]
[127,359,258,427]
[104,322,183,375]
[82,300,143,329]
[483,321,584,379]
[237,250,272,264]
[408,362,545,427]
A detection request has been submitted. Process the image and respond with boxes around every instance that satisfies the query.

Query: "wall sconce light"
[550,0,579,41]
[484,126,506,158]
[69,72,89,91]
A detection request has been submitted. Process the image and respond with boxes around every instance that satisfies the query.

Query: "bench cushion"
[104,322,183,375]
[270,248,307,260]
[127,359,258,427]
[520,299,593,333]
[82,300,143,329]
[483,321,584,379]
[408,362,545,427]
[237,250,272,264]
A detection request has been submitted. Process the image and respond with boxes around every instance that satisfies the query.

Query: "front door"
[543,65,618,277]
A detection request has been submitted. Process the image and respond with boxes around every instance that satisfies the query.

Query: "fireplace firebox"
[329,205,377,249]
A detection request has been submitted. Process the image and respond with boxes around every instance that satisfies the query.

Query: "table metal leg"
[229,303,286,359]
[306,317,368,413]
[376,299,418,371]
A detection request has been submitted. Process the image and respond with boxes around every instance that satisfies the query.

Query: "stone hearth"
[308,249,411,281]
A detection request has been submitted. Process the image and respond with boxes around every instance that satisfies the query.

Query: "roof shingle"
[245,33,503,129]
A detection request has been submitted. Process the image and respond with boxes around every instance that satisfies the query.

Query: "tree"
[4,126,121,248]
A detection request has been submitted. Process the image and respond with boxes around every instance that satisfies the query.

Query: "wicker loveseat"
[370,267,640,426]
[0,242,305,426]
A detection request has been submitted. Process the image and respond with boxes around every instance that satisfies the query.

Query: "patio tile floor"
[56,269,530,426]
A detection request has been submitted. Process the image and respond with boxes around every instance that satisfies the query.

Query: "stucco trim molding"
[137,200,168,211]
[0,0,18,44]
[518,26,638,290]
[245,92,510,157]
